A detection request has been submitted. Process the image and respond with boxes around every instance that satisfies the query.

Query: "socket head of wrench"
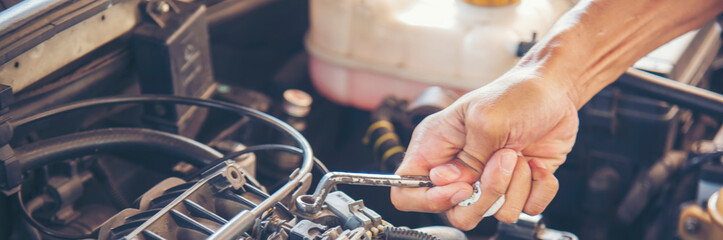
[296,194,319,214]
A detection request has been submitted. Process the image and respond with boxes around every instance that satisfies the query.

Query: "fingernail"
[498,150,518,174]
[451,189,473,204]
[430,163,461,182]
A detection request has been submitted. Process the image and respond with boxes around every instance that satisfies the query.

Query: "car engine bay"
[0,0,723,239]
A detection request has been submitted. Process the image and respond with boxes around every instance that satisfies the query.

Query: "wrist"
[508,39,582,109]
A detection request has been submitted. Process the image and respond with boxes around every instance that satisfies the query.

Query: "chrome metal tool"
[295,171,504,217]
[296,172,433,214]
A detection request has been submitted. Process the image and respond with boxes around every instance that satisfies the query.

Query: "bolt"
[153,1,170,14]
[684,217,701,234]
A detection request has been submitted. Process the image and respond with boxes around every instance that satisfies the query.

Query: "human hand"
[390,66,579,230]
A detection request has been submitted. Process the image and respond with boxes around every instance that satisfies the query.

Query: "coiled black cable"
[14,128,222,172]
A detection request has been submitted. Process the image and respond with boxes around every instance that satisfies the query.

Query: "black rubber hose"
[384,226,439,240]
[14,128,223,172]
[8,95,312,172]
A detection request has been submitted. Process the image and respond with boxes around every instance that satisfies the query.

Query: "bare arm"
[529,0,723,107]
[392,0,723,230]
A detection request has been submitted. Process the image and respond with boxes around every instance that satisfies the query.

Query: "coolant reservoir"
[307,0,575,110]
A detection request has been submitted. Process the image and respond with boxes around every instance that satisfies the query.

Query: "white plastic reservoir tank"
[306,0,576,110]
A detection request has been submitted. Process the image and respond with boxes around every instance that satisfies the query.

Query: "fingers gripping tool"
[295,172,505,217]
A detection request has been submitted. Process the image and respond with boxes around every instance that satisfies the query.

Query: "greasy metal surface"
[9,95,315,240]
[296,172,434,214]
[119,161,236,238]
[0,0,140,91]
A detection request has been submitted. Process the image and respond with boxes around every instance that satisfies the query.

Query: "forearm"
[518,0,723,108]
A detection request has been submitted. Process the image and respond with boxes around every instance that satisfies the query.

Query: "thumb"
[392,109,479,213]
[398,108,484,186]
[395,109,467,176]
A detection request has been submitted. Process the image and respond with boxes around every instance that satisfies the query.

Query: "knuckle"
[466,100,490,117]
[466,105,501,132]
[420,111,442,123]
